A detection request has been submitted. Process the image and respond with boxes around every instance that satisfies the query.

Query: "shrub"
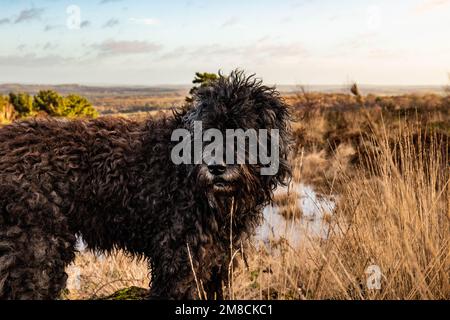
[0,95,17,122]
[9,92,33,116]
[6,90,98,119]
[33,90,66,116]
[186,72,219,102]
[64,94,98,118]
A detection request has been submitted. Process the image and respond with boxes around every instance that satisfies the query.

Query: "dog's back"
[0,116,152,299]
[0,71,291,300]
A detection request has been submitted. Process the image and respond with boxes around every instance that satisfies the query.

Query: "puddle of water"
[76,183,335,252]
[255,183,336,247]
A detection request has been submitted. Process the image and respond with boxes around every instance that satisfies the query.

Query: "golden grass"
[64,102,449,299]
[65,126,448,300]
[231,127,449,300]
[64,250,149,300]
[272,191,302,220]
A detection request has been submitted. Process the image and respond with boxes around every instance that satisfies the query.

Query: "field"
[51,86,449,300]
[0,83,445,118]
[2,0,449,304]
[2,83,448,300]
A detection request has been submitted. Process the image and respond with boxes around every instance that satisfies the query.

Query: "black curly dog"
[0,71,291,300]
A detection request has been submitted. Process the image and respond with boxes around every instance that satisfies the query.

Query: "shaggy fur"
[0,71,291,300]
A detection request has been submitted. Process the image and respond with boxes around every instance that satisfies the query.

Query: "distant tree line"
[0,90,98,123]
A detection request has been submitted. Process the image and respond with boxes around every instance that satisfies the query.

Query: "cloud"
[280,16,293,23]
[44,24,58,32]
[43,42,58,51]
[221,17,239,28]
[290,0,314,9]
[0,18,10,25]
[103,18,120,28]
[129,18,159,26]
[159,41,308,62]
[99,0,123,4]
[93,39,162,56]
[413,0,450,13]
[158,46,187,61]
[80,20,91,28]
[14,8,45,24]
[255,43,308,58]
[0,54,72,67]
[336,32,378,50]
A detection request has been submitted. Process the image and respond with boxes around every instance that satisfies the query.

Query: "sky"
[0,0,449,85]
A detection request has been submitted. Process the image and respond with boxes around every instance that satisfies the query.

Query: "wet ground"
[256,184,336,247]
[76,183,336,251]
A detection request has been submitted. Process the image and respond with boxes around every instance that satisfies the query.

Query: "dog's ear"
[253,85,292,199]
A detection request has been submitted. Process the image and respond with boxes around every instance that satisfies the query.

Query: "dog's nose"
[208,164,226,176]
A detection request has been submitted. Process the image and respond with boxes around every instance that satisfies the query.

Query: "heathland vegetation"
[0,90,98,122]
[1,76,448,300]
[70,83,449,300]
[233,86,449,300]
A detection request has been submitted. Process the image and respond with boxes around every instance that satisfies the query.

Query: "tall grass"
[64,250,149,300]
[231,126,449,300]
[65,120,449,300]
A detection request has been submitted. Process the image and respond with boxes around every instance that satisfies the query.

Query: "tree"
[187,72,219,102]
[33,90,66,116]
[64,94,98,118]
[9,92,33,116]
[192,72,218,86]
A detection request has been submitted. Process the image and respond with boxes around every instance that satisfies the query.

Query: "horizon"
[1,0,449,85]
[0,82,446,88]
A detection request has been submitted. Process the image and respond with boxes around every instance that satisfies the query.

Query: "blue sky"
[0,0,449,85]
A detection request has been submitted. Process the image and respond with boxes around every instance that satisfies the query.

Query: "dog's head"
[176,70,291,213]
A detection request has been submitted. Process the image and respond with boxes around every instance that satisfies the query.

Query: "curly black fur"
[0,71,291,300]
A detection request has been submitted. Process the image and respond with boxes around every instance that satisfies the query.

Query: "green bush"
[32,90,66,116]
[9,92,33,116]
[63,94,98,118]
[187,72,219,102]
[6,90,98,119]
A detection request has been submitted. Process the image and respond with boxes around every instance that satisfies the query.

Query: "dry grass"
[231,127,449,300]
[272,191,302,220]
[64,91,449,300]
[64,250,149,300]
[65,125,449,300]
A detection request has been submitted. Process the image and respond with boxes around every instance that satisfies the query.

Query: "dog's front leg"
[148,245,202,300]
[204,265,225,300]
